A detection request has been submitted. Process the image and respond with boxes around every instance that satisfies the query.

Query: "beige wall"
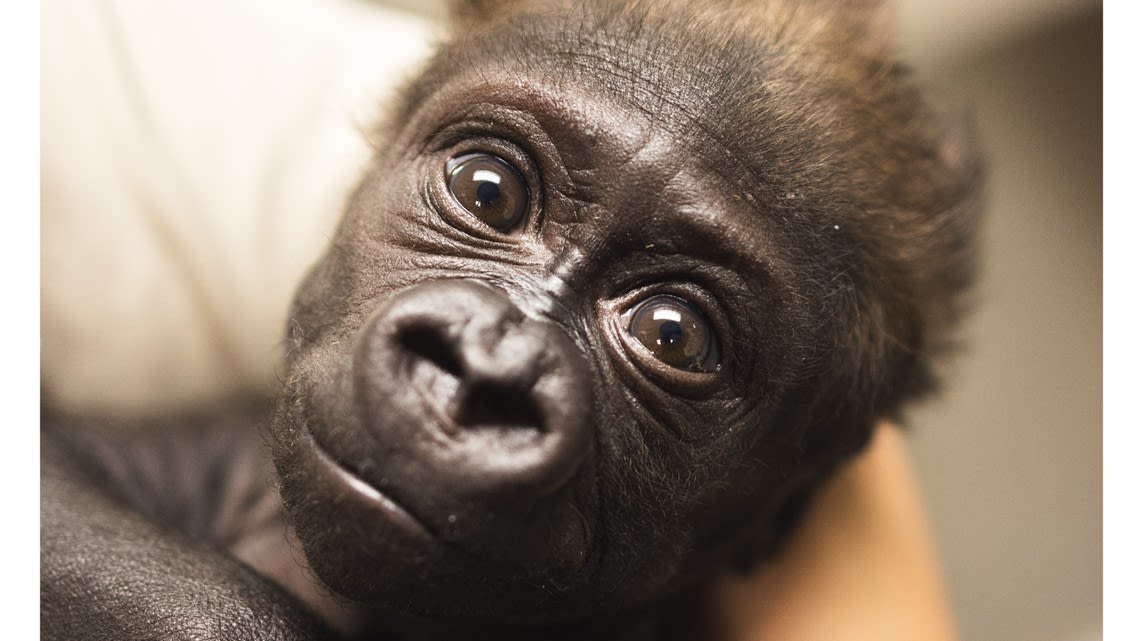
[907,12,1102,641]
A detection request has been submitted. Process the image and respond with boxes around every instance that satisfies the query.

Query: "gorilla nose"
[353,279,593,500]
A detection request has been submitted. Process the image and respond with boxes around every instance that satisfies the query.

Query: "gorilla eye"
[446,153,529,232]
[627,296,720,373]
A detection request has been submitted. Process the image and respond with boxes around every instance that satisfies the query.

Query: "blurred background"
[899,7,1102,641]
[41,1,1104,640]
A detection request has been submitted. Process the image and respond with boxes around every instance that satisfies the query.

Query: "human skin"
[711,423,957,641]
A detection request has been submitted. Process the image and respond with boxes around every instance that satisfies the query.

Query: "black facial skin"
[41,1,981,639]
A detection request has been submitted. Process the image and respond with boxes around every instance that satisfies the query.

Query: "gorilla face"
[268,0,979,625]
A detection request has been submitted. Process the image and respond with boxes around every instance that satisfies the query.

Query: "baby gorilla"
[41,0,981,639]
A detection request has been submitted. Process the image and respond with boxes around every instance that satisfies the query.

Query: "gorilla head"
[268,0,979,626]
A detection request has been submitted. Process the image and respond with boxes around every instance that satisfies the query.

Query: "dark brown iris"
[446,153,528,232]
[628,295,719,372]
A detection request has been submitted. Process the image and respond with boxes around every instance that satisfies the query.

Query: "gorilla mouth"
[307,439,434,542]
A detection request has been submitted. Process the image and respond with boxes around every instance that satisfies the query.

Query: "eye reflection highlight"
[445,153,528,232]
[627,295,719,372]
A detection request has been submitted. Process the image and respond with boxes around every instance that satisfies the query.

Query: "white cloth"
[41,0,436,413]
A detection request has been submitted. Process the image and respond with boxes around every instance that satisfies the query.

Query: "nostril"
[398,325,546,433]
[456,382,545,433]
[399,326,464,378]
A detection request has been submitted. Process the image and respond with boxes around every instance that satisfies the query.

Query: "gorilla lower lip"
[311,445,433,542]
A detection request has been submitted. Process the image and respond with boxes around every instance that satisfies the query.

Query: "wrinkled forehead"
[398,4,777,173]
[386,2,869,272]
